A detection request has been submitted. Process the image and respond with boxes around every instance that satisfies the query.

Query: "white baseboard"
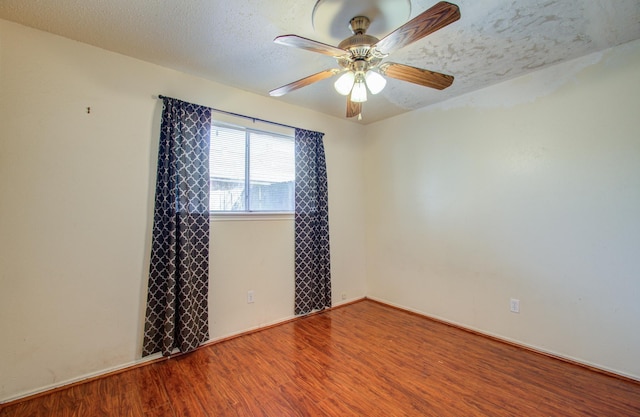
[11,294,632,404]
[366,295,640,383]
[1,354,163,404]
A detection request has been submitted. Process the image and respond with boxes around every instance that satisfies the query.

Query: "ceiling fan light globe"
[334,71,355,95]
[351,80,368,102]
[365,70,386,94]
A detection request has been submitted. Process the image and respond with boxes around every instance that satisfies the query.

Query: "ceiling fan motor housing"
[337,16,383,71]
[338,33,379,56]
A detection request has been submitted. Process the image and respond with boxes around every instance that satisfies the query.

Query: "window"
[210,123,295,212]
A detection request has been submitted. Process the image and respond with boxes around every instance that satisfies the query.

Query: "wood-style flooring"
[2,300,640,416]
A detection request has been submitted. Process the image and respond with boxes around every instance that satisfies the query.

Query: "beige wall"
[2,16,639,403]
[0,19,367,401]
[364,40,640,379]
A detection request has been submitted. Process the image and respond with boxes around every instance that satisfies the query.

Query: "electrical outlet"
[247,290,255,304]
[510,298,520,313]
[341,293,347,300]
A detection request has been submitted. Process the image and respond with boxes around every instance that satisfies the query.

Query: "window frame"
[209,121,295,215]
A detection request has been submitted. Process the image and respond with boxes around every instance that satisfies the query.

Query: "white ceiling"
[1,0,639,124]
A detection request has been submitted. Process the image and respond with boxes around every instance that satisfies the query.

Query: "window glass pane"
[249,132,295,211]
[210,126,246,211]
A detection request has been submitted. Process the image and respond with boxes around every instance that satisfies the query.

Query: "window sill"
[210,212,294,222]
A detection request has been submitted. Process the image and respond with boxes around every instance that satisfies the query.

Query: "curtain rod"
[157,95,301,131]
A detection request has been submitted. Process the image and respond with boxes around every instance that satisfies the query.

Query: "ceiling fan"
[269,1,460,119]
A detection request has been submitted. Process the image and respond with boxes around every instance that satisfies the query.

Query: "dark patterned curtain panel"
[143,97,211,357]
[294,128,331,315]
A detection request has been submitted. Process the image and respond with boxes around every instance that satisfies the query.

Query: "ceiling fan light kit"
[334,71,355,95]
[334,69,385,99]
[270,1,460,119]
[365,70,386,94]
[351,78,368,103]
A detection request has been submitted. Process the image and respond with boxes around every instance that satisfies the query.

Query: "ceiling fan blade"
[374,1,460,55]
[379,62,454,90]
[274,35,346,57]
[346,93,362,118]
[270,69,340,97]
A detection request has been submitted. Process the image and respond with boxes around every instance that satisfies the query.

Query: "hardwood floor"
[2,300,640,416]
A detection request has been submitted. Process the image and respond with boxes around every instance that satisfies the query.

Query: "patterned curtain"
[143,97,211,357]
[294,128,331,315]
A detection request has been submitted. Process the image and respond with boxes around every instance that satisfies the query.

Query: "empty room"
[1,0,639,415]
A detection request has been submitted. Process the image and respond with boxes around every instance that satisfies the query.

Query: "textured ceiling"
[1,0,639,124]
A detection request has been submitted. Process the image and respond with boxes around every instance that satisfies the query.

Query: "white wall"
[0,19,368,402]
[364,39,640,379]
